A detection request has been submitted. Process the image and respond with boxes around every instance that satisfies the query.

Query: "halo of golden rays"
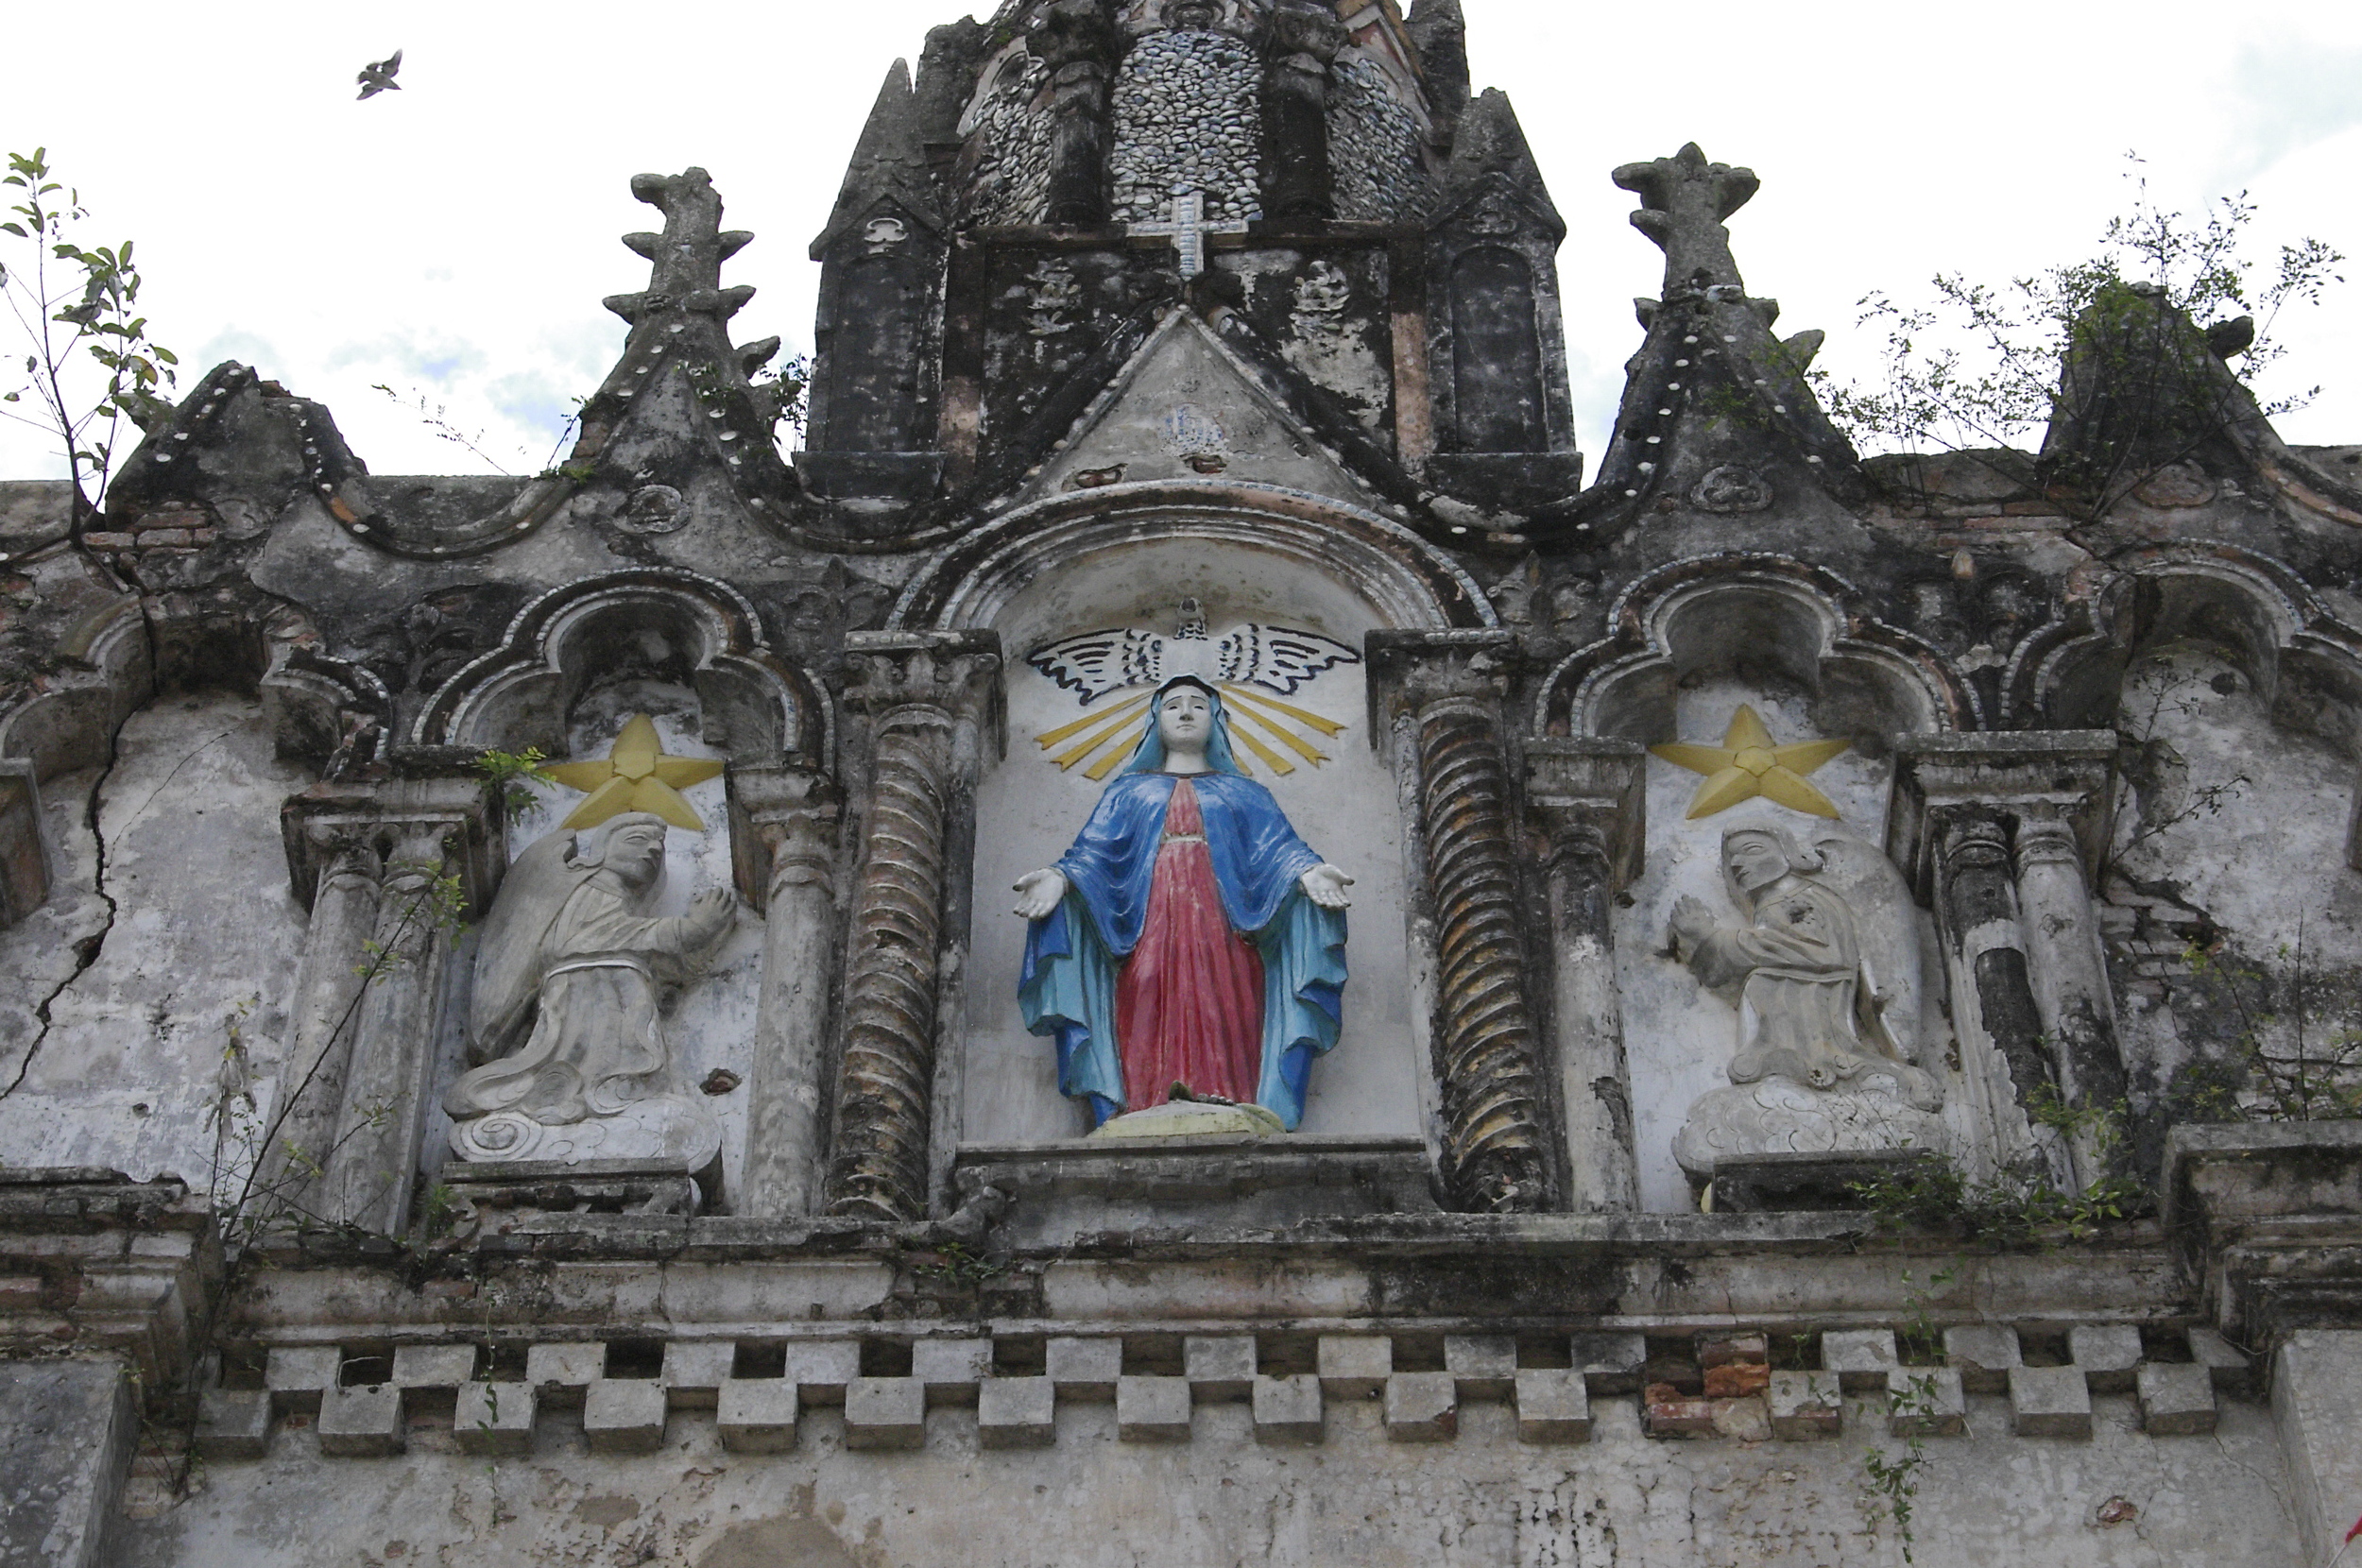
[1649,705,1850,820]
[543,714,726,830]
[1035,681,1348,781]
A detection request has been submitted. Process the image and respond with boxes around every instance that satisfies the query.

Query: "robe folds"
[1019,769,1347,1129]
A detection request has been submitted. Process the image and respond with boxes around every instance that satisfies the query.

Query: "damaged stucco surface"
[121,1391,2297,1568]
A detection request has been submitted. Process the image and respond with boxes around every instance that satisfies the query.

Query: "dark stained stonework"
[6,4,2362,1562]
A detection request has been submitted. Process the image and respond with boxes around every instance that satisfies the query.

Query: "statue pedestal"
[436,1154,723,1231]
[1088,1100,1286,1140]
[1674,1074,1948,1203]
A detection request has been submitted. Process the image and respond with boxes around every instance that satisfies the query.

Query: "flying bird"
[356,50,402,100]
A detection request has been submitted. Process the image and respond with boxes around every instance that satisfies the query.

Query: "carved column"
[1372,631,1553,1212]
[823,632,1000,1221]
[262,818,384,1219]
[1261,1,1346,221]
[1027,0,1121,227]
[1524,739,1645,1212]
[1931,810,2062,1176]
[282,772,500,1236]
[2013,807,2131,1185]
[730,765,843,1217]
[1891,733,2118,1185]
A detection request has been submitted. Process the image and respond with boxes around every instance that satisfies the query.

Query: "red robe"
[1112,778,1265,1108]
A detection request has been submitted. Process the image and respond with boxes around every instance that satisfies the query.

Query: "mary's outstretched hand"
[1013,867,1069,920]
[1300,864,1354,911]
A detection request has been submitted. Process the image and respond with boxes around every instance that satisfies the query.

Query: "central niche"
[959,537,1420,1145]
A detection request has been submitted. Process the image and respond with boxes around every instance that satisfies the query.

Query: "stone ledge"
[2161,1120,2362,1341]
[952,1135,1437,1247]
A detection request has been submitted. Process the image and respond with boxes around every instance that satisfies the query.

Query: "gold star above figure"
[542,714,725,831]
[1650,705,1851,820]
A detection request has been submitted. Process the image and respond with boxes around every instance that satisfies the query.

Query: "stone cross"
[1127,190,1248,279]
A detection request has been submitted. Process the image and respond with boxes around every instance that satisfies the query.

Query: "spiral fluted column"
[1374,630,1553,1213]
[823,632,1000,1221]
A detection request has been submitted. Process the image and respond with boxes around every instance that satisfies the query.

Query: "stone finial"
[1613,143,1756,296]
[604,168,754,327]
[1562,143,1867,527]
[2037,280,2268,497]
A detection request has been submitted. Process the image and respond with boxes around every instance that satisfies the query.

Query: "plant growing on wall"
[1821,162,2343,519]
[0,147,179,534]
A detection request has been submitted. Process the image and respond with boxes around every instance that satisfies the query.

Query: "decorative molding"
[411,568,830,768]
[1537,554,1977,741]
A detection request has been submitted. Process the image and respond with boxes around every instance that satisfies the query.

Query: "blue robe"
[1018,761,1347,1131]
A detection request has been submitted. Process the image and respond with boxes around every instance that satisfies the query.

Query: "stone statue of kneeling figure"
[1669,821,1946,1191]
[446,811,735,1170]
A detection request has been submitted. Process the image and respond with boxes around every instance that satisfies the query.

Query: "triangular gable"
[1013,309,1379,508]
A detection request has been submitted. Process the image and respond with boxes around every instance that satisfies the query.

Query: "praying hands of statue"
[1669,894,1717,951]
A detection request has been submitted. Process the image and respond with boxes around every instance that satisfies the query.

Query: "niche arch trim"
[1535,553,1978,742]
[411,568,831,767]
[886,479,1497,633]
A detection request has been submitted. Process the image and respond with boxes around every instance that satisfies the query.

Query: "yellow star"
[541,714,725,830]
[1649,705,1850,820]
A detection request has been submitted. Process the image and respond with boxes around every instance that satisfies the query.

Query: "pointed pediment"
[1012,309,1377,507]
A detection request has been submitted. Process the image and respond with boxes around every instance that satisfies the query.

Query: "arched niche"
[425,679,765,1211]
[1538,556,1975,750]
[412,569,830,769]
[921,489,1478,1149]
[2014,548,2362,757]
[887,481,1496,635]
[1545,559,1969,1212]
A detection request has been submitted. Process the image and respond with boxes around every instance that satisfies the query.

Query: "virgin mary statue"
[1015,676,1352,1131]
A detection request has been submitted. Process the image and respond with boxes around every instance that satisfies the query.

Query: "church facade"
[2,2,2361,1563]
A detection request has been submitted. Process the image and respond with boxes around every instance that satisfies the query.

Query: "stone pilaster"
[258,821,383,1222]
[1931,809,2060,1178]
[1523,739,1645,1212]
[1890,733,2118,1184]
[1260,1,1346,221]
[729,765,844,1218]
[282,769,501,1236]
[2012,805,2131,1185]
[1027,0,1121,227]
[1370,630,1552,1213]
[823,632,1000,1221]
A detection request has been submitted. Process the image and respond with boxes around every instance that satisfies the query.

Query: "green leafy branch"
[1,146,180,530]
[471,745,554,827]
[1820,160,2344,517]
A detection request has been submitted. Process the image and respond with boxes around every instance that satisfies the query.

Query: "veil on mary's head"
[1118,675,1248,776]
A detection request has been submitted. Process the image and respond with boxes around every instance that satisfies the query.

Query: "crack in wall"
[2,718,126,1101]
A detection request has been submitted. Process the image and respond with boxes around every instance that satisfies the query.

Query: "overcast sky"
[3,0,2357,483]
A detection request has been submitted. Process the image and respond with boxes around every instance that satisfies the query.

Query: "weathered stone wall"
[1326,54,1426,223]
[1110,29,1264,226]
[127,1384,2299,1566]
[960,46,1056,228]
[0,694,310,1193]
